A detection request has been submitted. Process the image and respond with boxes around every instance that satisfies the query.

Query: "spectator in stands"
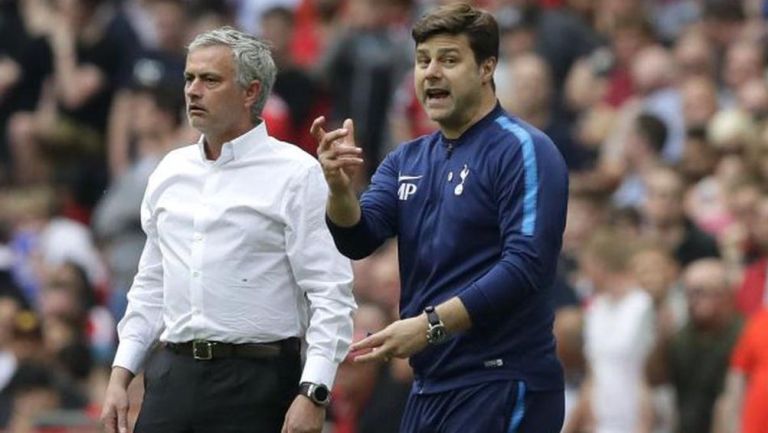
[0,0,52,180]
[499,53,585,170]
[4,362,63,433]
[680,76,719,131]
[639,166,720,266]
[647,259,743,433]
[566,228,655,433]
[261,6,329,154]
[93,83,185,315]
[721,39,765,107]
[108,0,187,178]
[677,127,718,184]
[611,113,668,209]
[672,28,717,80]
[316,0,412,175]
[9,0,137,198]
[631,242,686,339]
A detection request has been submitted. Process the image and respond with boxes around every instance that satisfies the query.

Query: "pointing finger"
[354,344,391,363]
[350,330,386,352]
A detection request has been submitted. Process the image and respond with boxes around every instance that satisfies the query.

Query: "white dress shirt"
[113,123,356,387]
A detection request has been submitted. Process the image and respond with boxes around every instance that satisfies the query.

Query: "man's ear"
[244,80,262,110]
[480,57,497,85]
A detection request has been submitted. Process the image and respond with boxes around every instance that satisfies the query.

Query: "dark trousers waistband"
[165,337,300,361]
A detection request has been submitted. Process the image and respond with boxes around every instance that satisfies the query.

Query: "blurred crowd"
[0,0,767,432]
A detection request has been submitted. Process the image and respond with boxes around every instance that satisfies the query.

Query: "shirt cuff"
[300,354,339,388]
[112,339,149,374]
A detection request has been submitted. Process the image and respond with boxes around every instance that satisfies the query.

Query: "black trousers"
[134,345,301,433]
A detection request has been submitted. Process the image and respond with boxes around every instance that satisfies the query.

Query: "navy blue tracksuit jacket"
[328,103,569,394]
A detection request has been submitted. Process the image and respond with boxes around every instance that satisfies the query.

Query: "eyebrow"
[185,71,222,80]
[416,47,461,55]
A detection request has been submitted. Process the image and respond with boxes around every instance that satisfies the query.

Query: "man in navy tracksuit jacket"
[311,4,568,433]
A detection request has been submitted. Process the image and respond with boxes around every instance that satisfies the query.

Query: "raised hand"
[310,117,364,194]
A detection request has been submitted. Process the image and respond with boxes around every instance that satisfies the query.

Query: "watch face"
[427,325,448,344]
[313,384,330,403]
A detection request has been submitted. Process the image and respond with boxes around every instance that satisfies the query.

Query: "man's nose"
[185,78,203,97]
[424,60,442,79]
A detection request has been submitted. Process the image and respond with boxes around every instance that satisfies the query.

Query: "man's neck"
[205,139,223,160]
[203,121,258,160]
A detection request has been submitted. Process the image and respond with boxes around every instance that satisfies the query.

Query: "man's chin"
[425,107,452,123]
[188,117,206,128]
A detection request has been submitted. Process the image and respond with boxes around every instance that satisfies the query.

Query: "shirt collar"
[439,101,505,145]
[196,120,269,164]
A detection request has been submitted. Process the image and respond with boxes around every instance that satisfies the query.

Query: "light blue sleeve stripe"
[507,381,527,433]
[494,117,539,236]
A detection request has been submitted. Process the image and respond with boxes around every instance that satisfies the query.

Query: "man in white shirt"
[99,27,356,433]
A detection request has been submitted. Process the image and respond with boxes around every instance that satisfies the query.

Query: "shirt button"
[192,271,200,278]
[193,233,203,241]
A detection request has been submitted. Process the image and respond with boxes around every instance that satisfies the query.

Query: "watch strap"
[299,381,330,406]
[425,306,441,326]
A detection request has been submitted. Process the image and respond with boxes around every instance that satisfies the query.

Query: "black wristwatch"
[298,382,331,407]
[425,306,449,345]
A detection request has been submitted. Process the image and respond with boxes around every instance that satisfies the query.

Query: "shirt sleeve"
[326,151,400,259]
[112,186,166,374]
[285,164,356,388]
[458,129,569,328]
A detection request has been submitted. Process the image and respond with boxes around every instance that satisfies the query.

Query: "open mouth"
[425,88,450,103]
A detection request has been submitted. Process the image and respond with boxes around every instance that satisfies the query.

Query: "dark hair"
[635,113,667,154]
[411,3,499,65]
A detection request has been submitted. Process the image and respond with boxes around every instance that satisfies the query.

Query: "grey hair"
[188,26,276,121]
